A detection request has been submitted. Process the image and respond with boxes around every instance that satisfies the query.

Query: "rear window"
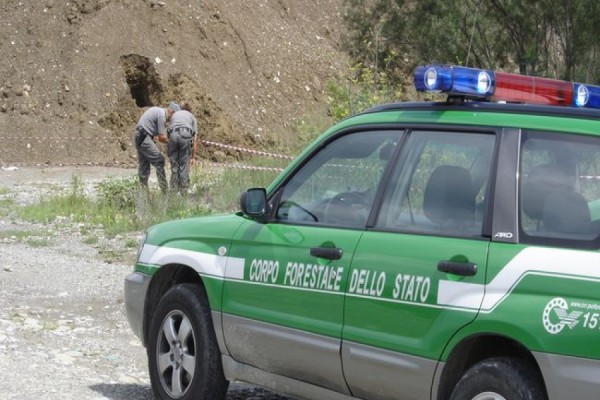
[520,130,600,247]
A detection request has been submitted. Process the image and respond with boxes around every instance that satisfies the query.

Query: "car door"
[222,129,404,393]
[342,129,496,400]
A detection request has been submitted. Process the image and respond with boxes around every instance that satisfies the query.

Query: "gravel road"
[0,167,289,400]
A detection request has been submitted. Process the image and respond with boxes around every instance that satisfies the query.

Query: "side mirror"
[240,188,268,218]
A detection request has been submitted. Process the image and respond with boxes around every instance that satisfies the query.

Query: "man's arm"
[190,116,199,166]
[190,136,198,166]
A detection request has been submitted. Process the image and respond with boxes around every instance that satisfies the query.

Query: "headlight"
[135,232,147,264]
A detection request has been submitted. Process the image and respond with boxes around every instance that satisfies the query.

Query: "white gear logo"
[543,297,567,334]
[542,297,582,335]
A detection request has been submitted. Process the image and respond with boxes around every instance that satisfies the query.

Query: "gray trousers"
[168,130,193,193]
[134,129,167,192]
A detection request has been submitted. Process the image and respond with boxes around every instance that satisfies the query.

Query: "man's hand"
[156,133,168,143]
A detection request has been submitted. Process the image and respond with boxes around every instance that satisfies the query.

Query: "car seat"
[423,166,476,232]
[522,164,574,224]
[542,191,591,235]
[522,163,591,236]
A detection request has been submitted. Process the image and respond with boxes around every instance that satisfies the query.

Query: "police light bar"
[414,65,494,97]
[414,64,600,109]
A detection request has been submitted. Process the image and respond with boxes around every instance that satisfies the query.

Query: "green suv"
[125,65,600,400]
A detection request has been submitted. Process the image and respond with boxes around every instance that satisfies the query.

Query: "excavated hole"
[120,54,163,107]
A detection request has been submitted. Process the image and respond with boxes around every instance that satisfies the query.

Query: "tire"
[148,283,228,400]
[449,357,547,400]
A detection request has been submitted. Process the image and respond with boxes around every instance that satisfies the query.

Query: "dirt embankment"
[0,0,349,166]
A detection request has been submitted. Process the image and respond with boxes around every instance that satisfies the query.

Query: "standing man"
[168,101,198,195]
[134,101,180,193]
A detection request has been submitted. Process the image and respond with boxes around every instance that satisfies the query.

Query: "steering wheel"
[323,191,371,226]
[279,200,319,222]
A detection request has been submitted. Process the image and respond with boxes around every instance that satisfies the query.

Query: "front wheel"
[148,283,228,400]
[450,357,547,400]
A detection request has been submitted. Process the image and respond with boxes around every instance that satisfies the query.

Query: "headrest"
[423,166,474,225]
[522,164,572,221]
[543,191,591,235]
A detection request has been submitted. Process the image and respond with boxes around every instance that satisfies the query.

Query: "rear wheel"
[148,283,228,400]
[450,357,547,400]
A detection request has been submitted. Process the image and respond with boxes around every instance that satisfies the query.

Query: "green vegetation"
[16,179,87,224]
[0,229,46,241]
[0,228,52,247]
[82,235,99,245]
[0,196,15,213]
[326,63,405,121]
[125,237,138,248]
[25,237,51,247]
[343,0,600,84]
[9,164,282,236]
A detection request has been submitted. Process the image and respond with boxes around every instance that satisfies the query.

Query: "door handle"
[437,261,477,276]
[310,247,342,260]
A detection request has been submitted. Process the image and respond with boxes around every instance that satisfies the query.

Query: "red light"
[493,71,573,106]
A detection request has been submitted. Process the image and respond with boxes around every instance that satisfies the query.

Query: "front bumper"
[124,271,152,346]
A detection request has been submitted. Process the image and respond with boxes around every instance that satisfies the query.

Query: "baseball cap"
[169,101,181,112]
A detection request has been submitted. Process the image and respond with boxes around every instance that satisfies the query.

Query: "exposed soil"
[0,0,349,166]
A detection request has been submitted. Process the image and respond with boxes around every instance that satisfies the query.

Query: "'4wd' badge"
[542,297,583,334]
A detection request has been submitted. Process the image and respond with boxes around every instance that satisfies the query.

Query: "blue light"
[573,83,600,108]
[414,65,494,98]
[414,65,453,92]
[453,67,493,95]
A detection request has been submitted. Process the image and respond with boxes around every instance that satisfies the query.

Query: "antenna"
[465,1,480,67]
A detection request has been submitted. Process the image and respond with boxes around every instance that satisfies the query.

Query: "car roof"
[311,100,600,143]
[362,100,600,121]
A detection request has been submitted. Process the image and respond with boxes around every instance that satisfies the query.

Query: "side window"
[275,130,403,227]
[377,130,495,237]
[520,131,600,244]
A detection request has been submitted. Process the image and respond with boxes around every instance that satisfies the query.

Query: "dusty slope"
[0,0,349,165]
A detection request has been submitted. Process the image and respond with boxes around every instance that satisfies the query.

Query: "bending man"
[134,102,180,193]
